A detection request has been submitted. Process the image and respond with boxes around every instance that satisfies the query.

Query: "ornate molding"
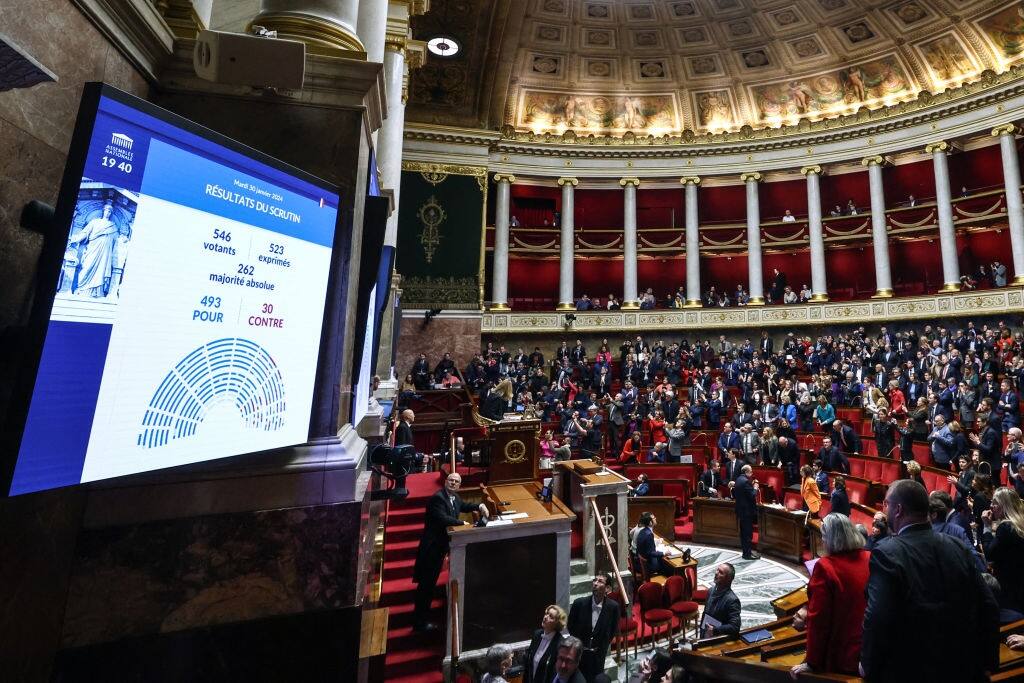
[71,0,175,84]
[401,161,487,178]
[740,172,763,183]
[861,155,888,167]
[925,140,950,154]
[481,289,1024,334]
[384,34,407,56]
[992,123,1020,137]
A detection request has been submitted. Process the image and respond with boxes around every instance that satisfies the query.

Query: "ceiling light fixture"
[427,36,460,57]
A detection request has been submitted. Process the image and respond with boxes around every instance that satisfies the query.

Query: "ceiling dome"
[408,0,1024,138]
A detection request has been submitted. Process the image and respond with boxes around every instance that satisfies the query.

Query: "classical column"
[620,177,641,309]
[254,0,365,54]
[380,36,425,247]
[926,141,961,291]
[741,172,765,305]
[680,176,702,307]
[993,124,1024,284]
[490,173,515,311]
[356,0,388,63]
[801,165,828,302]
[862,155,894,298]
[556,177,578,311]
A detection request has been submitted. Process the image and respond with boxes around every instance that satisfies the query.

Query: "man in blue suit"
[999,379,1019,431]
[928,414,956,468]
[635,512,666,575]
[731,465,760,560]
[717,422,741,460]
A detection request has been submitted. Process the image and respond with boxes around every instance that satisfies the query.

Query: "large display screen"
[9,85,338,495]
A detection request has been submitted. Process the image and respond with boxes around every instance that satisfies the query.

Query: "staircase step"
[388,522,428,543]
[382,557,417,580]
[570,558,589,576]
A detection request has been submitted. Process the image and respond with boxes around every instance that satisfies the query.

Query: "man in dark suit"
[698,459,723,497]
[717,422,741,460]
[971,415,1002,474]
[999,379,1020,431]
[635,512,666,576]
[412,472,489,632]
[829,476,851,516]
[699,563,742,638]
[567,573,620,682]
[860,480,999,682]
[759,331,773,355]
[777,435,800,486]
[731,465,760,560]
[552,636,587,683]
[724,449,744,483]
[831,419,861,454]
[817,436,849,474]
[394,409,416,447]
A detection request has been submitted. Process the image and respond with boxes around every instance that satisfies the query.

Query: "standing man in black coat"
[394,409,416,447]
[699,563,742,638]
[860,480,999,682]
[567,573,620,682]
[971,415,1002,475]
[731,465,760,560]
[412,472,489,632]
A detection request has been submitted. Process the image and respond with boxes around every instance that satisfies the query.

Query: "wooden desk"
[446,482,575,658]
[770,586,808,618]
[627,496,677,541]
[692,497,740,548]
[757,505,807,564]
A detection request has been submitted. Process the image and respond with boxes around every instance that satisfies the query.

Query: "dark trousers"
[739,515,754,557]
[413,554,444,627]
[608,423,623,456]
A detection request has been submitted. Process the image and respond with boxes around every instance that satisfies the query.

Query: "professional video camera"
[369,443,427,500]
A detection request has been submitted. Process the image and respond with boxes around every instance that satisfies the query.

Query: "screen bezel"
[2,82,343,496]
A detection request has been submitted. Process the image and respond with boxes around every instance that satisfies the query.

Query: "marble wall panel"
[395,313,482,379]
[61,501,362,648]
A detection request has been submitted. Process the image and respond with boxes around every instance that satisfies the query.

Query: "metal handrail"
[589,498,630,607]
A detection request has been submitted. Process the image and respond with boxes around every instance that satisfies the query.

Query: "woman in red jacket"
[790,513,871,679]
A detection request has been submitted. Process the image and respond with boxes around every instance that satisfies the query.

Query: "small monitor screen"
[9,85,339,495]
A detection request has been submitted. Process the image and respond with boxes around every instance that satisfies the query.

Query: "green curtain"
[396,169,484,308]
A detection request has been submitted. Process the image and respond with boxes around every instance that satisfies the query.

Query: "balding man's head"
[741,464,753,476]
[402,409,415,423]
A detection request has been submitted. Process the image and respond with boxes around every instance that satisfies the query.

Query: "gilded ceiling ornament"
[417,196,446,263]
[420,170,448,185]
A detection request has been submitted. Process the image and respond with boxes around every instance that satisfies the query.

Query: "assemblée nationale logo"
[105,132,135,162]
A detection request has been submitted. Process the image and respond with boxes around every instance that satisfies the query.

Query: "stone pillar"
[862,155,894,298]
[620,177,641,309]
[926,141,961,291]
[254,0,365,54]
[356,0,388,63]
[993,124,1024,285]
[801,165,828,302]
[741,172,765,305]
[556,177,578,311]
[681,177,702,307]
[490,173,515,310]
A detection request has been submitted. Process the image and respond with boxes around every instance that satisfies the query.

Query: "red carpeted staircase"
[381,473,448,683]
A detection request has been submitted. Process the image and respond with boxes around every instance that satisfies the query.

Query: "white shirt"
[533,631,557,677]
[782,214,796,222]
[591,597,604,629]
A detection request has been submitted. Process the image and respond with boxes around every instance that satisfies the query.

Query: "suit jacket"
[699,467,723,496]
[818,446,849,474]
[733,474,757,521]
[413,489,478,584]
[829,488,851,516]
[861,523,999,682]
[724,459,744,483]
[523,630,563,683]
[567,595,620,665]
[395,421,415,447]
[833,425,861,453]
[701,586,741,637]
[717,431,740,458]
[636,526,664,575]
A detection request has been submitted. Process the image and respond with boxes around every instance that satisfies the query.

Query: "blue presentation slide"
[11,94,338,495]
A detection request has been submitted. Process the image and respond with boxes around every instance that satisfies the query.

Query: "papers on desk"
[593,469,617,476]
[501,512,529,520]
[656,544,682,558]
[486,519,514,527]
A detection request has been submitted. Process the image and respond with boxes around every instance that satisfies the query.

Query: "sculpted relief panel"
[518,90,679,133]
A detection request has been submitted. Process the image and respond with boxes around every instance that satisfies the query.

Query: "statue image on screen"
[57,180,137,303]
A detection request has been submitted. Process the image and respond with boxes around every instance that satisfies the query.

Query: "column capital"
[619,177,641,187]
[861,155,889,167]
[392,0,431,17]
[384,33,408,55]
[992,123,1020,137]
[925,140,950,155]
[679,176,701,185]
[800,165,823,176]
[493,173,516,184]
[740,171,762,183]
[557,177,579,187]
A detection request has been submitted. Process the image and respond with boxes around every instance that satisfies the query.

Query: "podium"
[487,418,541,485]
[552,460,630,580]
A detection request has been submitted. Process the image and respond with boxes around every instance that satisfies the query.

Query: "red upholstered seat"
[638,582,674,649]
[665,574,700,639]
[849,459,866,478]
[692,587,709,602]
[609,589,638,660]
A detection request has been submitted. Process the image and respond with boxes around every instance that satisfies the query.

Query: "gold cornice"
[992,123,1020,137]
[247,13,366,58]
[680,176,701,185]
[402,161,487,178]
[740,172,763,183]
[557,177,578,186]
[384,34,407,56]
[925,140,950,154]
[494,173,516,183]
[619,177,641,187]
[862,155,887,167]
[800,165,823,176]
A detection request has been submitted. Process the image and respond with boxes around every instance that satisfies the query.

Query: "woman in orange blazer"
[791,513,871,678]
[800,464,822,517]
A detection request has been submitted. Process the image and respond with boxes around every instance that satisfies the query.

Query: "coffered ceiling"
[407,0,1024,135]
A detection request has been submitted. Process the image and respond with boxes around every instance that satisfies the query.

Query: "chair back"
[664,574,685,604]
[637,555,652,582]
[637,581,664,612]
